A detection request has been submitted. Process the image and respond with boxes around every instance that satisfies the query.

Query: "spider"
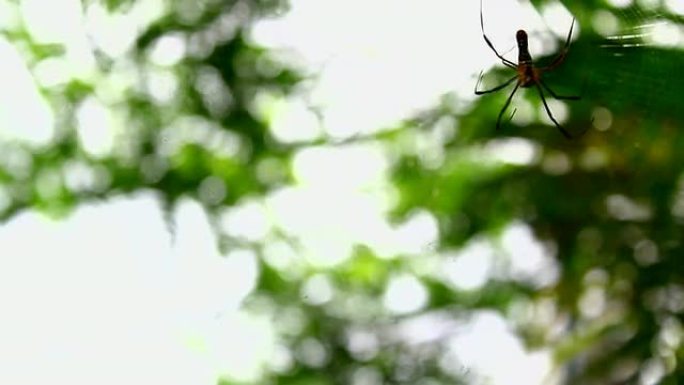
[475,0,584,139]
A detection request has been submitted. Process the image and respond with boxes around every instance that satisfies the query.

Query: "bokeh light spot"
[383,274,428,315]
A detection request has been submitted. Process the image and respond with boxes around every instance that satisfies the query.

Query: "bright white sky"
[0,0,572,384]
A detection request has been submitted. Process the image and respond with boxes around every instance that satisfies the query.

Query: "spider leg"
[475,72,518,95]
[509,108,517,122]
[539,18,575,72]
[534,83,574,138]
[539,79,581,100]
[480,0,517,69]
[496,81,521,130]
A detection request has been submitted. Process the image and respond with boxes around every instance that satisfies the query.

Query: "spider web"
[535,2,684,384]
[582,0,684,122]
[471,0,684,136]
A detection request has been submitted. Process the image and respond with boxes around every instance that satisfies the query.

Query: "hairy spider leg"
[480,0,516,69]
[474,71,518,95]
[534,83,572,138]
[540,19,575,72]
[540,79,580,100]
[496,82,521,130]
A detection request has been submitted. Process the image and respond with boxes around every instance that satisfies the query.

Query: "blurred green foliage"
[2,0,684,384]
[423,1,684,384]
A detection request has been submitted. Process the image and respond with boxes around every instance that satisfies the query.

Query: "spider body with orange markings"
[475,1,585,139]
